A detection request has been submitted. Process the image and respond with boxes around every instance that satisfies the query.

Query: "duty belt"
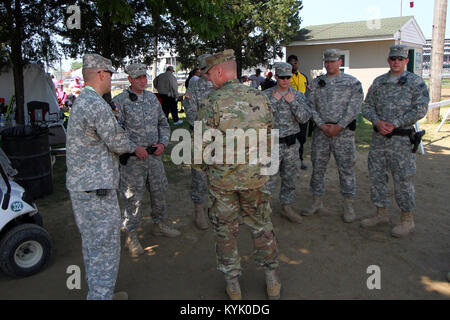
[279,134,297,146]
[373,126,425,153]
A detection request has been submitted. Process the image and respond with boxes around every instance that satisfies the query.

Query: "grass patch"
[355,116,373,150]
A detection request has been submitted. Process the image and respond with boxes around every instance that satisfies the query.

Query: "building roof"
[288,16,426,46]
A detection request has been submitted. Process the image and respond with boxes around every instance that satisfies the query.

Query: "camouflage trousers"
[310,127,356,197]
[368,133,416,211]
[119,154,168,232]
[191,167,208,203]
[70,190,121,300]
[266,140,300,204]
[208,184,279,279]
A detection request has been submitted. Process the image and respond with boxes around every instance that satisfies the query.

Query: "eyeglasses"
[288,61,297,65]
[389,56,406,61]
[98,70,114,75]
[278,76,291,80]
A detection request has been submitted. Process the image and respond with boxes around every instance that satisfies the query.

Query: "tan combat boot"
[225,277,242,300]
[152,221,181,237]
[360,207,389,228]
[194,202,209,230]
[391,211,415,238]
[342,197,356,223]
[301,195,324,216]
[125,231,144,257]
[113,291,129,300]
[265,269,281,300]
[281,204,303,224]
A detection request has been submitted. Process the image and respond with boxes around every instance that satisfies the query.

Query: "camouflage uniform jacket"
[196,79,273,191]
[66,88,137,192]
[362,71,429,128]
[263,86,311,138]
[184,77,215,126]
[309,72,363,128]
[113,89,170,147]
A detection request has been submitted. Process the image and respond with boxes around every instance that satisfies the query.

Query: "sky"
[300,0,449,39]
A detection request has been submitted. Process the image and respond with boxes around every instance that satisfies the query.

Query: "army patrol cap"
[125,63,148,78]
[198,53,212,74]
[82,53,115,73]
[204,49,235,73]
[323,49,341,62]
[389,44,409,58]
[274,62,293,77]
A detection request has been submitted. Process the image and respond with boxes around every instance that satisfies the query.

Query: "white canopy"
[0,63,59,123]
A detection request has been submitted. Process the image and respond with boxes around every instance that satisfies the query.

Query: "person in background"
[183,54,215,230]
[56,80,68,109]
[287,54,311,170]
[186,67,201,89]
[153,66,183,125]
[248,68,265,89]
[261,71,276,91]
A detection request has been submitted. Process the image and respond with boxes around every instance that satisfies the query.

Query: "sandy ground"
[0,123,449,300]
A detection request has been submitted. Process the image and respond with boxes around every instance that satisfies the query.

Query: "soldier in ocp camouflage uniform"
[113,63,180,257]
[66,54,148,300]
[183,54,215,230]
[302,49,363,223]
[361,44,429,237]
[195,49,281,300]
[263,62,311,224]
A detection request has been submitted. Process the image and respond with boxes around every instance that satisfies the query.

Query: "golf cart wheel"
[0,223,52,277]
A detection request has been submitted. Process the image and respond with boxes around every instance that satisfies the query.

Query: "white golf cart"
[0,148,52,277]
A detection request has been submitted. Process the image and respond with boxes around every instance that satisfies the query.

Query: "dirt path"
[1,126,449,300]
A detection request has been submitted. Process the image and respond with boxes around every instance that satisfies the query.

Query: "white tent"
[0,63,59,123]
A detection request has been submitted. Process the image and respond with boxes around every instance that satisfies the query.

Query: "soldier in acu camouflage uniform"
[263,62,310,224]
[361,44,429,237]
[66,54,148,300]
[183,54,215,230]
[195,50,281,300]
[113,63,180,257]
[302,49,363,223]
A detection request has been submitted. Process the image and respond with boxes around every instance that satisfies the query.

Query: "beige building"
[285,16,426,94]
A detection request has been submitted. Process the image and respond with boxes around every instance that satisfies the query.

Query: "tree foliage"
[172,0,303,77]
[0,0,61,124]
[57,0,241,67]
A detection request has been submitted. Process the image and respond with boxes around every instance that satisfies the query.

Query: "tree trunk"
[12,0,25,125]
[427,0,448,122]
[152,36,158,90]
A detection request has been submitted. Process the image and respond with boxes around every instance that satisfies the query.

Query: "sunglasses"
[278,76,291,80]
[98,70,114,75]
[389,56,406,61]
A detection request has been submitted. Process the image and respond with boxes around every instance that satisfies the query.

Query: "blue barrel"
[1,125,53,199]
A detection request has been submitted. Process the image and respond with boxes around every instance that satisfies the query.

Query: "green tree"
[57,0,240,67]
[0,0,61,124]
[172,0,303,78]
[70,61,82,70]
